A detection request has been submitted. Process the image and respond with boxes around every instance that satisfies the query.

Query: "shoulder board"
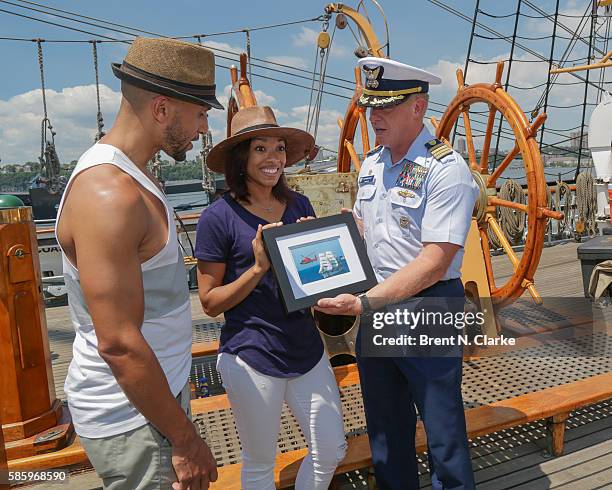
[365,145,383,157]
[424,138,454,162]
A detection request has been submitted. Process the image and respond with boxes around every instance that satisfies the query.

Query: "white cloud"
[203,40,242,57]
[281,104,346,153]
[292,27,319,48]
[265,56,308,70]
[523,4,591,37]
[0,84,121,164]
[0,79,285,164]
[291,26,351,59]
[423,51,594,150]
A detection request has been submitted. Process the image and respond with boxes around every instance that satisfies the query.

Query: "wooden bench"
[5,365,359,472]
[191,341,219,358]
[8,358,611,490]
[208,370,612,489]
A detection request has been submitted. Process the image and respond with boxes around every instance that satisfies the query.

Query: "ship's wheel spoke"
[359,108,370,155]
[345,139,362,172]
[487,144,519,188]
[337,68,371,172]
[461,109,479,171]
[489,196,528,214]
[486,213,542,303]
[480,104,497,174]
[479,226,496,290]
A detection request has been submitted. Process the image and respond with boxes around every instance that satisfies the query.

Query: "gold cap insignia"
[364,66,382,89]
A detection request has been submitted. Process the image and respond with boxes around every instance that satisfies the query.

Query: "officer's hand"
[171,430,218,490]
[296,216,315,223]
[315,294,362,316]
[252,222,282,274]
[340,208,352,214]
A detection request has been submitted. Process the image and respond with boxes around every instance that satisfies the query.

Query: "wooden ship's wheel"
[336,69,371,173]
[432,62,564,308]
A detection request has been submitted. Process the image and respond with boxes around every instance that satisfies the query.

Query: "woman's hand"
[253,222,282,274]
[296,216,315,223]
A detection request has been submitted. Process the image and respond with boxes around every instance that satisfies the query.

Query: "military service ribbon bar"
[396,160,428,190]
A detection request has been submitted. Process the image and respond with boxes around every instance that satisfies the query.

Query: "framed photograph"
[262,212,377,313]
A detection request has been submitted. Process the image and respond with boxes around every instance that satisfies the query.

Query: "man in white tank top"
[56,37,223,490]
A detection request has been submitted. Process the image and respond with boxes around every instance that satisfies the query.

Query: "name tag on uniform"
[359,175,375,186]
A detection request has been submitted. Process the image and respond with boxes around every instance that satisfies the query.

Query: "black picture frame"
[262,212,377,313]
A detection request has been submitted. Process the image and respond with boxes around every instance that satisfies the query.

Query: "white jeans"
[216,352,347,490]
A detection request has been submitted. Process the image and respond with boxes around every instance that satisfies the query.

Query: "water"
[497,161,592,185]
[166,191,209,211]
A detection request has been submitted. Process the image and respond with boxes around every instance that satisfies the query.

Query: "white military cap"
[357,57,442,108]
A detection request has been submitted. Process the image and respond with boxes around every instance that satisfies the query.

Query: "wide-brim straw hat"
[206,106,314,173]
[112,37,223,110]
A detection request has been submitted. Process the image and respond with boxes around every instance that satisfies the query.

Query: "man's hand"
[172,430,218,490]
[315,293,362,316]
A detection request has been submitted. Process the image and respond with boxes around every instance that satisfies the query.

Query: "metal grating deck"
[191,333,611,467]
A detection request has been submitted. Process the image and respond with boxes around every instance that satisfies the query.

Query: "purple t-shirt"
[194,191,324,378]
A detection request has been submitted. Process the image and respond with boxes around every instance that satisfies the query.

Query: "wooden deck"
[33,241,612,488]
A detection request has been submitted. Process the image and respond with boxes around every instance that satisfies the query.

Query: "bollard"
[0,206,73,459]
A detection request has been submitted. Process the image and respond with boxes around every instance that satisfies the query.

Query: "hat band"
[362,86,424,96]
[121,61,217,96]
[234,123,280,136]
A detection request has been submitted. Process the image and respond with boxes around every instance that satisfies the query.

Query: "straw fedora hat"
[112,37,223,110]
[206,106,314,173]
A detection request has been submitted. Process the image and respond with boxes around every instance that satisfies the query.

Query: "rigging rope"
[91,40,105,141]
[0,6,604,167]
[306,15,334,143]
[488,179,526,248]
[3,0,324,39]
[244,30,252,83]
[194,35,215,197]
[36,39,63,193]
[545,184,553,236]
[555,181,573,237]
[424,0,606,93]
[575,171,598,236]
[477,9,516,19]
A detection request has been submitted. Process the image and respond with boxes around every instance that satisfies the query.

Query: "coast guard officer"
[317,57,479,489]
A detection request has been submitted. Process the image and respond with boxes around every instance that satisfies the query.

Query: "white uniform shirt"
[354,126,479,283]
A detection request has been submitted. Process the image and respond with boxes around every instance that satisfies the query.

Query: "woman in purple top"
[195,106,346,489]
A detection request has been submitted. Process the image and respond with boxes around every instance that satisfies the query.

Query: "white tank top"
[56,143,192,439]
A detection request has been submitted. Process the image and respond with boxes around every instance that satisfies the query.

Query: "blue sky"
[0,0,608,164]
